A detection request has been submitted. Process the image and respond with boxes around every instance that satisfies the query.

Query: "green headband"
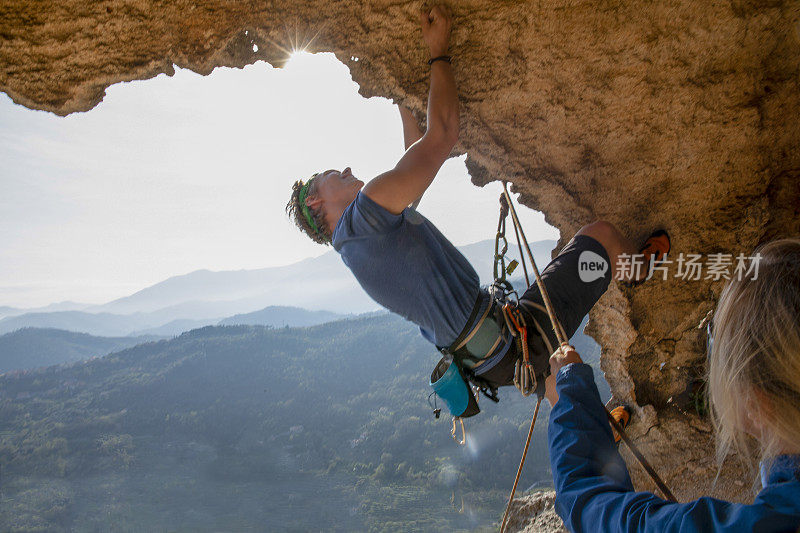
[298,176,329,241]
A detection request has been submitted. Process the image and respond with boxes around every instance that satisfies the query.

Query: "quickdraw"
[503,303,536,397]
[495,187,536,397]
[492,193,520,301]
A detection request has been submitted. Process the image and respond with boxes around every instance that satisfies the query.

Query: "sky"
[0,52,558,309]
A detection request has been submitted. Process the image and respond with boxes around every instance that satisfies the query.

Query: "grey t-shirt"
[332,191,482,347]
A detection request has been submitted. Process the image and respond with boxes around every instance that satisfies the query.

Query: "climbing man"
[286,5,670,416]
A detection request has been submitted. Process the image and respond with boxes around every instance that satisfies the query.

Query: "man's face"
[314,167,364,206]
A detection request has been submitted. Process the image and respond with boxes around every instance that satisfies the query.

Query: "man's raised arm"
[399,106,424,151]
[363,5,458,215]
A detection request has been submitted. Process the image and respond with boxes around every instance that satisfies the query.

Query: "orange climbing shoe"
[609,405,631,445]
[626,230,671,287]
[641,229,671,264]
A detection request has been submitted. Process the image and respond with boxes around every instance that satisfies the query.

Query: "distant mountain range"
[84,238,555,316]
[0,328,162,374]
[217,306,344,328]
[0,301,91,320]
[0,305,350,372]
[0,239,556,338]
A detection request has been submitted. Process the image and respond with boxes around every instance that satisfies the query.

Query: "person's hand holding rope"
[544,344,583,406]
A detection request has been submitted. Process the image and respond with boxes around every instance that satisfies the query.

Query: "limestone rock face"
[504,490,566,533]
[2,0,799,526]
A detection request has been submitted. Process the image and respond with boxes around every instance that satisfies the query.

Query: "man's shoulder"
[334,191,405,246]
[356,189,404,217]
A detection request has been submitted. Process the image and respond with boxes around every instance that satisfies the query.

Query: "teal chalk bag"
[430,356,480,418]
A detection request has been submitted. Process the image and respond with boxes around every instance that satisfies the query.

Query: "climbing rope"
[496,181,675,531]
[509,196,530,288]
[501,182,568,343]
[499,395,543,533]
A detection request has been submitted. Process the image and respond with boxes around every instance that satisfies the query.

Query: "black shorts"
[474,234,612,387]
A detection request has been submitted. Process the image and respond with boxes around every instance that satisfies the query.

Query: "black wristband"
[428,55,452,66]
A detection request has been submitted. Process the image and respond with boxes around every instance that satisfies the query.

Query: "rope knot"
[499,193,509,219]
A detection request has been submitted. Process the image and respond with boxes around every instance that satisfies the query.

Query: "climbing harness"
[428,226,525,438]
[428,182,554,434]
[428,184,541,442]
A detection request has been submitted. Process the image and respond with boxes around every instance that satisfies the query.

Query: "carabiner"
[514,359,536,397]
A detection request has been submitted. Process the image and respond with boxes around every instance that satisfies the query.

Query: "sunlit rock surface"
[504,491,566,533]
[2,0,798,528]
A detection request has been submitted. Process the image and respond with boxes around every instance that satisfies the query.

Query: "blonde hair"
[708,238,800,473]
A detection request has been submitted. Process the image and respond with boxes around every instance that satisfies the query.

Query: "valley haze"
[0,239,556,338]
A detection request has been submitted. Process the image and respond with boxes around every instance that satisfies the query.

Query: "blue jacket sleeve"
[547,363,799,533]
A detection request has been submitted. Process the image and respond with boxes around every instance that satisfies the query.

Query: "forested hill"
[0,313,605,532]
[0,328,163,374]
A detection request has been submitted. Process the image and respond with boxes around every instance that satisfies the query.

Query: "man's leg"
[575,221,662,283]
[474,222,616,388]
[474,221,665,389]
[517,218,673,380]
[575,221,634,281]
[518,222,618,348]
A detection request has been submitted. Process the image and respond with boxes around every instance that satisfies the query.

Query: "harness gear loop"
[451,416,466,445]
[498,180,677,503]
